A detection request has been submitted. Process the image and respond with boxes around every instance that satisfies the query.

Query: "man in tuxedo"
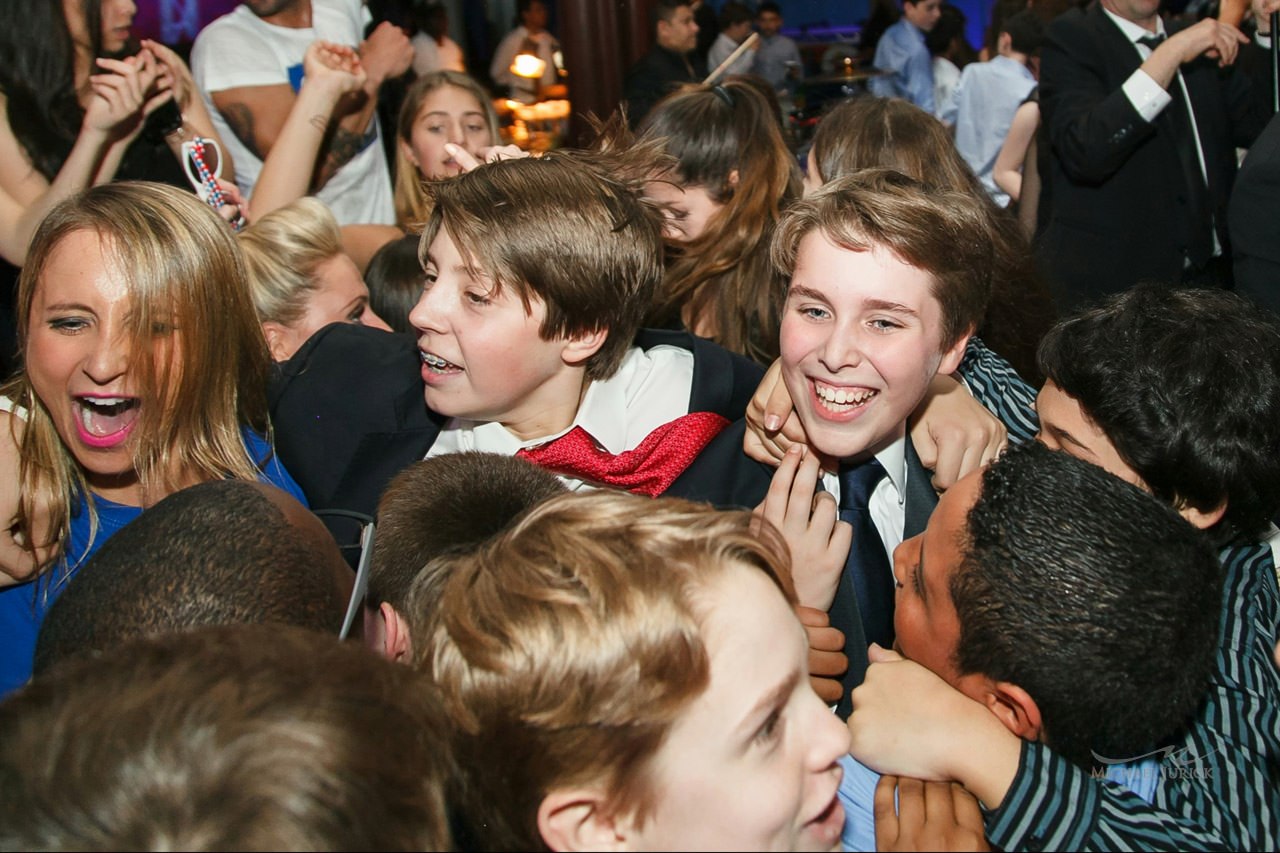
[1036,0,1276,313]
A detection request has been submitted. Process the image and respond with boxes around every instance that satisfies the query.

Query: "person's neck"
[259,0,313,29]
[1101,0,1158,33]
[501,373,592,444]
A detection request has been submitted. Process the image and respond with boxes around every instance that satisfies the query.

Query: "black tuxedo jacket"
[1230,111,1280,312]
[668,426,939,716]
[1037,4,1269,312]
[267,324,764,526]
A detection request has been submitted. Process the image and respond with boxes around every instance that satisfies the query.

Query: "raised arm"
[249,40,368,218]
[992,99,1039,203]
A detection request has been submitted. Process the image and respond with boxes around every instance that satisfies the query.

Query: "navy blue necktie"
[837,459,895,651]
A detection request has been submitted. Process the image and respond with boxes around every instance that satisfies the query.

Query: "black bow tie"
[1138,33,1166,50]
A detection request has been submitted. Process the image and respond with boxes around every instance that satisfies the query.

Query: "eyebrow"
[424,110,485,119]
[736,668,801,740]
[42,302,95,313]
[863,298,920,317]
[787,284,830,303]
[1044,423,1094,457]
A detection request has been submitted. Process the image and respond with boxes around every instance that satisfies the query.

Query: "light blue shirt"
[753,33,802,92]
[838,751,1161,850]
[869,19,935,115]
[945,55,1037,207]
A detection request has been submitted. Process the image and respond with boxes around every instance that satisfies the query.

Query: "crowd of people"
[0,0,1279,850]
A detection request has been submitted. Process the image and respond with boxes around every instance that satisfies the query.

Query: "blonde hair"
[415,490,791,849]
[394,71,500,231]
[237,197,343,327]
[3,182,272,573]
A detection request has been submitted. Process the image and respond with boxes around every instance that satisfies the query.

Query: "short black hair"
[1001,9,1045,55]
[368,452,566,612]
[34,481,348,675]
[365,233,424,334]
[926,3,967,55]
[655,0,693,25]
[952,442,1222,769]
[1037,284,1280,541]
[757,1,783,16]
[718,1,752,29]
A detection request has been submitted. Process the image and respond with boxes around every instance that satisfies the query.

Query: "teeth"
[82,396,129,408]
[814,382,875,407]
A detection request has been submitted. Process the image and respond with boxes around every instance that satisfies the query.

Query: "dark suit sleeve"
[1041,12,1158,185]
[268,323,440,517]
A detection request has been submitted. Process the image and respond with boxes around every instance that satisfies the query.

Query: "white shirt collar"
[1102,5,1166,43]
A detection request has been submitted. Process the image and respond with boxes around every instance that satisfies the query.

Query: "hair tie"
[712,84,735,108]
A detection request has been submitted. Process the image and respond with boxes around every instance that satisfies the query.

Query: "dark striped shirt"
[957,338,1280,850]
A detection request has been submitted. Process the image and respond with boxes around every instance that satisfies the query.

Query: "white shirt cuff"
[1123,68,1172,123]
[1256,30,1272,49]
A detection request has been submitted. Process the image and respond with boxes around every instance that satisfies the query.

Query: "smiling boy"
[671,169,998,713]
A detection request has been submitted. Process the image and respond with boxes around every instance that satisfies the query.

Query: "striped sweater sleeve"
[985,542,1280,851]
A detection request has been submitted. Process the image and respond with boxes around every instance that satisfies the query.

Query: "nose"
[818,322,864,373]
[808,690,853,769]
[446,120,465,147]
[408,282,448,335]
[362,304,392,332]
[84,329,131,386]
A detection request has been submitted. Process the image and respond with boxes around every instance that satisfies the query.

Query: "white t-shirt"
[411,32,465,75]
[190,0,395,225]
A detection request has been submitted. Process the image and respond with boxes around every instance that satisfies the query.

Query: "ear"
[560,327,609,369]
[1177,498,1227,530]
[261,321,295,362]
[398,135,420,170]
[936,326,973,376]
[379,601,413,663]
[727,168,741,188]
[984,680,1043,742]
[537,789,627,852]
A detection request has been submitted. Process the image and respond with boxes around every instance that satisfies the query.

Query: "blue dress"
[0,429,305,697]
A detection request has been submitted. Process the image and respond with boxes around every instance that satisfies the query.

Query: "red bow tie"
[517,412,730,496]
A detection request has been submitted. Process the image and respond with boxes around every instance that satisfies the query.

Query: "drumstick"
[704,31,760,85]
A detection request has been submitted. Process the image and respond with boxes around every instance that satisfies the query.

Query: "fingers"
[759,444,805,527]
[762,359,796,432]
[444,142,482,172]
[874,775,901,849]
[867,642,902,664]
[950,783,985,836]
[809,674,845,704]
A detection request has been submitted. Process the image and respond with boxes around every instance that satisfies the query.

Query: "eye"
[465,290,491,307]
[798,305,830,321]
[870,317,904,331]
[49,316,89,333]
[754,708,785,747]
[466,123,487,135]
[347,305,366,324]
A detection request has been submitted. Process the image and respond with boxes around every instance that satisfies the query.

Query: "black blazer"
[1230,111,1280,312]
[1037,4,1269,312]
[267,324,765,525]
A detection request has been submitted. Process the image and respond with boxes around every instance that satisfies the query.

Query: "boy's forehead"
[790,229,941,305]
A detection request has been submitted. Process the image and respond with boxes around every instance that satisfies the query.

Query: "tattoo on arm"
[313,124,374,189]
[219,102,263,160]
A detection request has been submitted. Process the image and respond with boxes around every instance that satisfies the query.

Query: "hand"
[797,605,848,703]
[213,178,248,230]
[848,645,1002,781]
[1162,17,1249,66]
[755,445,851,610]
[908,374,1005,492]
[0,412,51,586]
[141,39,198,111]
[303,40,367,99]
[874,776,990,852]
[443,142,529,172]
[359,21,414,88]
[743,358,816,467]
[86,51,163,136]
